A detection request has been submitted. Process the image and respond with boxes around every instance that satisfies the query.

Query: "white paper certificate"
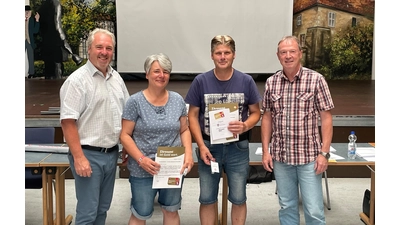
[208,103,239,144]
[209,108,232,140]
[152,146,185,189]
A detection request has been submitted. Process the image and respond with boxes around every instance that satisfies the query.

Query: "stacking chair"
[25,127,55,189]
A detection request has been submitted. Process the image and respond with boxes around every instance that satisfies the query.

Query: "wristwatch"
[320,151,330,160]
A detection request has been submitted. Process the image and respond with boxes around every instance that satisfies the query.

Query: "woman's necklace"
[144,89,168,118]
[151,105,165,115]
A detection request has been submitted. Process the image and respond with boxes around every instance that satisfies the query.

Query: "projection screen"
[116,0,293,75]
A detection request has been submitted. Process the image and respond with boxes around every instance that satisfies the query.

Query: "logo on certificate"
[168,177,180,186]
[214,111,225,119]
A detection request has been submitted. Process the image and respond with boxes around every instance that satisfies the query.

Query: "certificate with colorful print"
[208,103,239,144]
[152,146,185,189]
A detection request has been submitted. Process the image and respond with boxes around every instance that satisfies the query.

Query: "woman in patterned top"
[120,53,193,225]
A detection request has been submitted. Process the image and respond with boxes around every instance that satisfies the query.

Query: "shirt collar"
[279,66,303,81]
[86,60,114,79]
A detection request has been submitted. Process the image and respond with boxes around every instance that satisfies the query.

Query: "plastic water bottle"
[348,131,357,159]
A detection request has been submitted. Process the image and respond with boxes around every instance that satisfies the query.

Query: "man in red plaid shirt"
[261,36,334,225]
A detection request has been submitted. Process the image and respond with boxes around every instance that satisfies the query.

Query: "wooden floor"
[25,78,375,117]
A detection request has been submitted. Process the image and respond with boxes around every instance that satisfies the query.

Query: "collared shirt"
[262,67,334,165]
[60,60,130,148]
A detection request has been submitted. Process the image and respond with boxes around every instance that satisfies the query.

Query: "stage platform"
[25,78,375,178]
[25,79,375,141]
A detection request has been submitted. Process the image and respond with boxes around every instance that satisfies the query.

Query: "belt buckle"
[101,147,108,153]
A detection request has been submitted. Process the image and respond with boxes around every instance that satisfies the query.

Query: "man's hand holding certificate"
[208,103,239,144]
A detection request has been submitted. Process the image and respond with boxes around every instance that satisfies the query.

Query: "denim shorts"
[197,139,249,205]
[129,176,183,220]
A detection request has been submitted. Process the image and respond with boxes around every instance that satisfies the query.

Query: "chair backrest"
[25,127,55,144]
[25,127,55,189]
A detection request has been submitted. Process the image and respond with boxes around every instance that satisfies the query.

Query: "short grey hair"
[87,28,116,48]
[277,36,302,52]
[144,53,172,74]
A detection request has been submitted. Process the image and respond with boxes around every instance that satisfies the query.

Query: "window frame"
[299,34,305,48]
[328,12,336,27]
[296,14,302,26]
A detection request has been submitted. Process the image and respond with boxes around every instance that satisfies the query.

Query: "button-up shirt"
[60,60,130,148]
[262,67,334,165]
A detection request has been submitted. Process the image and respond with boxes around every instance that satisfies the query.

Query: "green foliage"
[61,0,116,48]
[316,24,374,80]
[34,59,87,77]
[90,0,117,22]
[33,60,45,77]
[30,0,116,53]
[61,0,96,49]
[64,58,88,75]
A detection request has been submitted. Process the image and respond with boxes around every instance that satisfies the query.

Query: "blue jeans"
[129,176,183,220]
[68,149,119,225]
[274,161,325,225]
[197,140,249,205]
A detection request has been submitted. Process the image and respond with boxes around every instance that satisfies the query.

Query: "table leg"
[47,174,54,225]
[215,171,228,225]
[359,165,375,225]
[55,167,66,225]
[214,202,219,225]
[369,165,375,224]
[42,167,58,225]
[221,172,228,225]
[42,171,48,225]
[54,166,73,225]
